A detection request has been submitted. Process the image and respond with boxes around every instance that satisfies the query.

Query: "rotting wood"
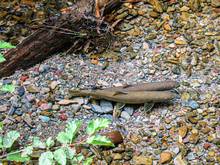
[0,0,125,78]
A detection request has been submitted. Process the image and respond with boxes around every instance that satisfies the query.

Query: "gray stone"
[121,111,131,120]
[39,64,50,73]
[100,100,113,113]
[39,115,50,123]
[101,114,113,120]
[187,152,196,160]
[123,106,134,115]
[8,107,17,116]
[71,104,81,113]
[0,105,8,112]
[91,104,103,114]
[170,146,180,155]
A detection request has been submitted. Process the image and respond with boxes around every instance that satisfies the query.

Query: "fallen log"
[0,0,123,78]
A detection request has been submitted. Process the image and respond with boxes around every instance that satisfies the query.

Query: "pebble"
[71,97,85,105]
[22,114,34,128]
[160,152,172,164]
[123,106,134,116]
[26,85,39,93]
[15,109,23,116]
[39,115,50,123]
[133,155,153,165]
[175,37,188,45]
[0,105,8,112]
[187,152,196,160]
[203,143,211,150]
[170,146,180,155]
[101,114,113,120]
[189,133,199,144]
[40,103,52,110]
[26,94,35,102]
[50,81,58,90]
[17,86,25,96]
[187,100,199,109]
[58,99,79,106]
[8,107,17,116]
[178,125,188,138]
[100,100,113,113]
[59,113,68,121]
[39,64,50,73]
[130,134,141,144]
[104,131,123,146]
[91,104,103,114]
[0,1,219,164]
[121,111,131,120]
[113,153,123,160]
[180,6,190,12]
[174,154,188,165]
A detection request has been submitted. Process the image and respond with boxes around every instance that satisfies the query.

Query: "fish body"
[70,89,176,104]
[105,80,179,92]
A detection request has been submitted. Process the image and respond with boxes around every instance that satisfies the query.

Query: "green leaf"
[86,135,114,147]
[0,53,6,63]
[65,120,82,142]
[76,154,84,162]
[70,154,84,165]
[0,121,3,131]
[3,131,20,148]
[54,148,67,165]
[6,152,30,162]
[0,136,3,149]
[21,146,33,157]
[56,120,82,144]
[56,132,70,144]
[33,137,46,149]
[46,137,54,149]
[0,41,16,49]
[65,147,75,159]
[39,151,54,165]
[86,118,111,135]
[83,156,94,165]
[0,84,15,93]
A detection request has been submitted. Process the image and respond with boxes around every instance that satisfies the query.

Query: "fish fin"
[122,84,132,88]
[113,91,128,96]
[144,102,155,113]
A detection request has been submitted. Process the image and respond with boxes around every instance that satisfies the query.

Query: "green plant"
[0,40,16,93]
[0,118,114,165]
[0,84,15,93]
[0,40,15,63]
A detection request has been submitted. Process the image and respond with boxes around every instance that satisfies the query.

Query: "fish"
[104,80,179,92]
[69,89,176,104]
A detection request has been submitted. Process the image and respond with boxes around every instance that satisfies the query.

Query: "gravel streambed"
[0,0,220,164]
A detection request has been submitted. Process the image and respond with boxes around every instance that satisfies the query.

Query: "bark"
[0,0,122,78]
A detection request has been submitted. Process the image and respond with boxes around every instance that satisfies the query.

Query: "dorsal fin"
[112,91,128,96]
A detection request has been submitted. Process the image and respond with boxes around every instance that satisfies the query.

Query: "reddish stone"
[203,143,211,150]
[103,130,123,145]
[20,75,29,82]
[59,113,68,121]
